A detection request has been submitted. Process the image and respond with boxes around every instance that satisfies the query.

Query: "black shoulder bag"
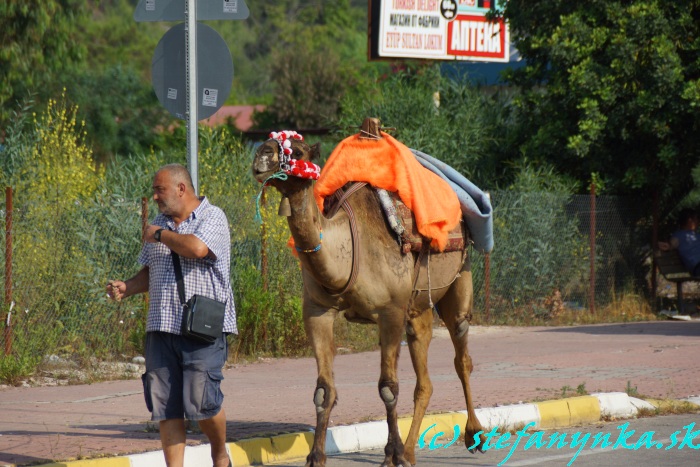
[171,251,225,343]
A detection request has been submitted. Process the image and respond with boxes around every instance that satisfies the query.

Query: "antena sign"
[369,0,509,62]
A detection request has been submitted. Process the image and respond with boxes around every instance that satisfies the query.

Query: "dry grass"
[333,315,381,353]
[638,399,700,418]
[474,291,659,326]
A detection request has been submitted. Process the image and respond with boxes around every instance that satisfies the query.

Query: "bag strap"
[170,251,187,305]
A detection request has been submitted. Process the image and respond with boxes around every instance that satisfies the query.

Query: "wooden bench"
[655,249,700,312]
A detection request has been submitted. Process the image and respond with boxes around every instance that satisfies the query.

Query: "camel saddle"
[323,184,467,257]
[372,188,466,254]
[392,195,467,254]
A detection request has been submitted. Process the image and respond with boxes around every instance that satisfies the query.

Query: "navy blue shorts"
[141,332,227,421]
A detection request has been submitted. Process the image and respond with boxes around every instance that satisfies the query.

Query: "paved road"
[270,413,700,467]
[1,321,700,465]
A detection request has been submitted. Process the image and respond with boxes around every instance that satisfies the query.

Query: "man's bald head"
[156,163,196,193]
[152,164,201,220]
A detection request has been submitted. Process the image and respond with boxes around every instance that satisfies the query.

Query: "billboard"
[369,0,509,63]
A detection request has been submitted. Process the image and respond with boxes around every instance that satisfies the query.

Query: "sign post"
[135,0,249,193]
[187,0,198,191]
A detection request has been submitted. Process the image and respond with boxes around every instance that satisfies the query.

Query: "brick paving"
[1,321,699,466]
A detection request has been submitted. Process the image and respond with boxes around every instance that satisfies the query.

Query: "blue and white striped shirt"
[138,197,237,335]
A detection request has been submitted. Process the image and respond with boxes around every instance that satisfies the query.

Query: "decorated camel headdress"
[269,131,321,180]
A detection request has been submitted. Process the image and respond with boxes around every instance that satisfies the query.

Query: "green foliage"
[254,46,349,129]
[487,163,590,319]
[80,0,163,75]
[23,93,103,204]
[0,96,152,364]
[63,65,171,160]
[337,64,509,186]
[231,265,307,360]
[225,0,375,105]
[0,0,88,127]
[500,0,700,208]
[0,97,37,183]
[0,352,41,386]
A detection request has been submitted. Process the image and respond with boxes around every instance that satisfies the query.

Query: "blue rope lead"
[255,171,289,224]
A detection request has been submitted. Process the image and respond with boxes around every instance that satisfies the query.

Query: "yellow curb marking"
[39,459,130,467]
[537,396,600,429]
[269,432,313,462]
[229,437,273,466]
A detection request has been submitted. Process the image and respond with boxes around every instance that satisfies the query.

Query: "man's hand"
[658,239,679,251]
[106,280,126,302]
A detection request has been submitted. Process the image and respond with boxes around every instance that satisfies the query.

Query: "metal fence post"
[589,183,596,314]
[4,187,13,356]
[260,190,269,292]
[141,197,149,241]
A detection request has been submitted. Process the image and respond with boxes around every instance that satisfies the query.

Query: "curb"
[28,392,694,467]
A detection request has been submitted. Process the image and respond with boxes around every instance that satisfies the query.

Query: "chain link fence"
[471,191,649,322]
[0,186,652,370]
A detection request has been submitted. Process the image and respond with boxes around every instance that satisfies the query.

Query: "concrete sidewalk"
[1,321,699,466]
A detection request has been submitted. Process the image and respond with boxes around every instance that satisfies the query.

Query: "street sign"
[151,22,233,121]
[136,0,248,193]
[134,0,249,22]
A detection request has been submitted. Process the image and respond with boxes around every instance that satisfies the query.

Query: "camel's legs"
[304,307,338,467]
[436,263,486,452]
[403,309,434,465]
[377,311,412,467]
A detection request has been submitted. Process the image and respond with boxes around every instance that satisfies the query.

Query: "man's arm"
[144,225,213,259]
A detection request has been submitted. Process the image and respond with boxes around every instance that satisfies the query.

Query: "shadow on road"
[536,321,700,337]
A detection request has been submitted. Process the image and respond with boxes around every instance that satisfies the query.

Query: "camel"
[251,124,485,467]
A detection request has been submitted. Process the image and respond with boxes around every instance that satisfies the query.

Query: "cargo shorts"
[141,331,227,421]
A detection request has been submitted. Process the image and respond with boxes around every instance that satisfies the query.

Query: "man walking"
[107,163,237,467]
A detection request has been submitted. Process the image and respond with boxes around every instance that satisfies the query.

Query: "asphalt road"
[269,413,700,467]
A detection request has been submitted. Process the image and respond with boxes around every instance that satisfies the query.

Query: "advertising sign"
[370,0,509,62]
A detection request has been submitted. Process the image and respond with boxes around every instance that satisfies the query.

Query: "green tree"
[499,0,700,211]
[336,64,506,187]
[0,0,88,130]
[63,65,171,160]
[243,0,384,127]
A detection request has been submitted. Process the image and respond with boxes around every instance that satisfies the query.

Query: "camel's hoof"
[381,459,412,467]
[467,431,487,454]
[305,451,326,467]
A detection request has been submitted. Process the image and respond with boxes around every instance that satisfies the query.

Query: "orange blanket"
[314,132,461,251]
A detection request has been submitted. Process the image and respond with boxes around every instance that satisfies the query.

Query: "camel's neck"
[286,185,324,249]
[285,184,351,292]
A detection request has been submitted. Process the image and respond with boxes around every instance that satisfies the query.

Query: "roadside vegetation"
[1,1,699,385]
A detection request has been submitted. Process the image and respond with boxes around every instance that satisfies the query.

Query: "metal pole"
[186,0,199,194]
[483,191,491,321]
[484,253,491,321]
[4,187,13,355]
[589,183,596,315]
[651,190,659,307]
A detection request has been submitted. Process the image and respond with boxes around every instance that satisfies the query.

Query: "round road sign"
[152,22,233,121]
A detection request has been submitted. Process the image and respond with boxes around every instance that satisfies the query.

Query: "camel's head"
[252,131,322,192]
